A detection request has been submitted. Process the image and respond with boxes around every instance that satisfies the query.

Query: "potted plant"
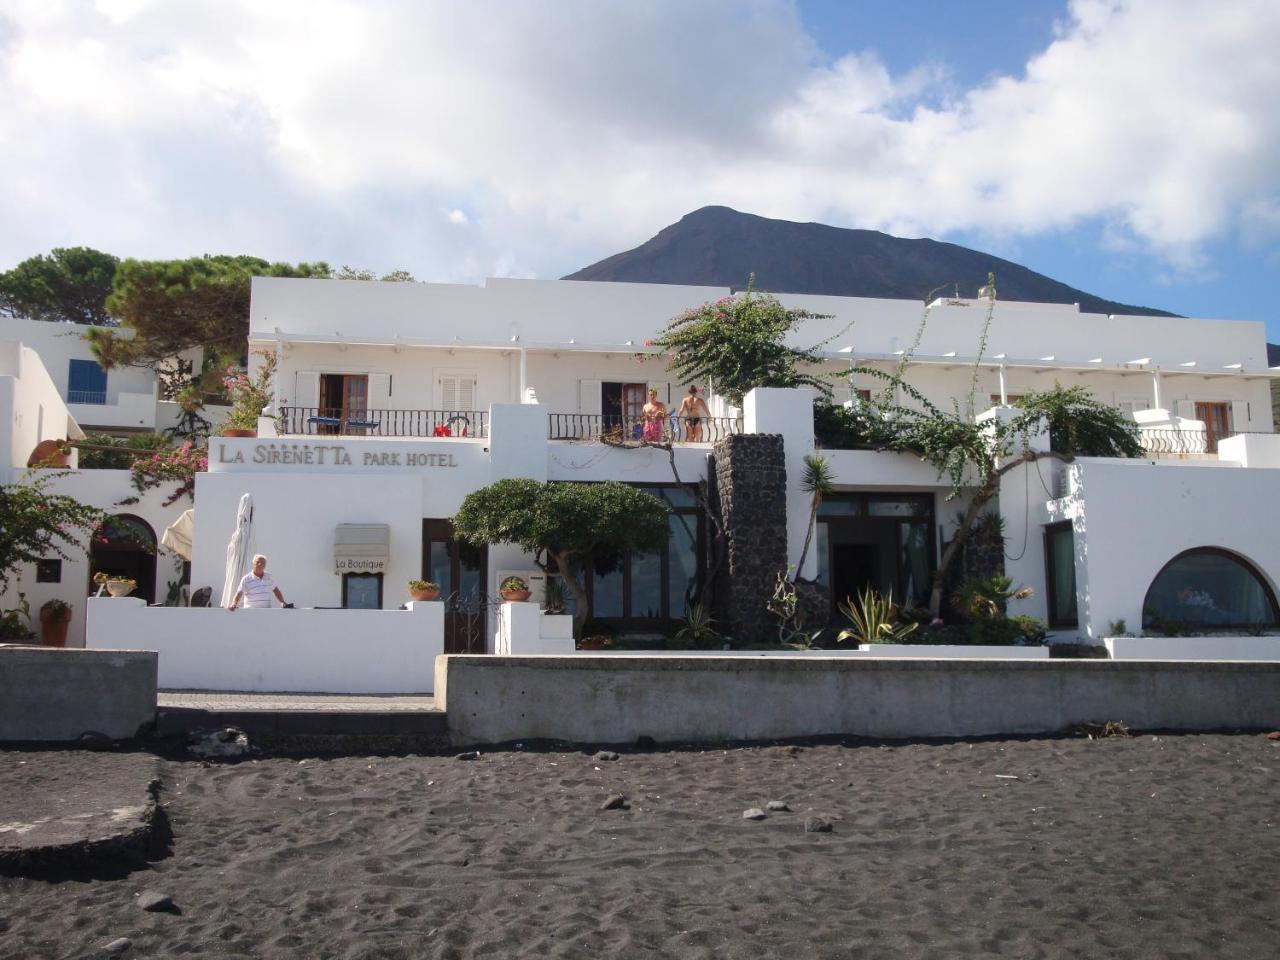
[39,598,72,647]
[220,351,278,438]
[105,577,137,598]
[499,575,531,602]
[408,579,440,601]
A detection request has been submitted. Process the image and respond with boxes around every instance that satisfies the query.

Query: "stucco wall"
[436,655,1280,745]
[87,597,442,693]
[1061,458,1280,640]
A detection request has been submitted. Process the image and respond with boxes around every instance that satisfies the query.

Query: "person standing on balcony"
[228,554,288,610]
[677,385,711,442]
[642,388,667,441]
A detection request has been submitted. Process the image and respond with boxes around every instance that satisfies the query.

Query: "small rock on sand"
[804,816,833,833]
[765,800,790,812]
[594,751,620,762]
[77,731,114,751]
[600,794,630,811]
[742,808,767,820]
[188,727,251,759]
[138,890,177,913]
[455,751,481,761]
[102,937,132,955]
[1266,731,1280,741]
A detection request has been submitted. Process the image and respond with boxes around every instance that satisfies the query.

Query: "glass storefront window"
[592,550,624,617]
[668,514,698,617]
[1045,524,1077,627]
[897,523,931,607]
[343,573,382,609]
[869,499,929,518]
[818,499,862,517]
[1143,549,1279,628]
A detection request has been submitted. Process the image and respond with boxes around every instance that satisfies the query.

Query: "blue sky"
[1,0,1277,342]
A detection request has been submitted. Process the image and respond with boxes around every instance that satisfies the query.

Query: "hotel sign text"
[217,442,460,469]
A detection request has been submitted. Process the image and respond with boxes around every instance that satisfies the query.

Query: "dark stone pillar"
[711,434,787,645]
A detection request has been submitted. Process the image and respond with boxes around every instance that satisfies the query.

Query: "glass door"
[423,520,488,653]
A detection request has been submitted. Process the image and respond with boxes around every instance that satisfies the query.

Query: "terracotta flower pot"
[409,586,440,602]
[222,428,257,438]
[39,608,71,648]
[106,581,135,598]
[27,439,70,468]
[500,589,532,602]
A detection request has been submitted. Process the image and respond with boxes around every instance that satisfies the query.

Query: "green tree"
[650,280,845,407]
[331,265,417,282]
[452,479,670,636]
[0,473,107,587]
[88,255,330,372]
[0,247,119,324]
[794,454,833,583]
[848,375,1140,617]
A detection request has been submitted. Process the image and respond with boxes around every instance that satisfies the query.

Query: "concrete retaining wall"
[435,655,1280,745]
[0,645,157,741]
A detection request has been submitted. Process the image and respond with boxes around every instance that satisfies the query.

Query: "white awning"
[334,523,390,574]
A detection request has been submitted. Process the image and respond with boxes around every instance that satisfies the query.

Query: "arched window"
[1143,548,1279,630]
[89,514,158,604]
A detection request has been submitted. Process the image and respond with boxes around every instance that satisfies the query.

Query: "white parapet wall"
[495,602,574,655]
[87,598,444,693]
[1105,636,1280,661]
[856,644,1049,658]
[435,655,1280,745]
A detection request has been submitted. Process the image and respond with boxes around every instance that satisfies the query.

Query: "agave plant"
[835,586,919,646]
[671,600,722,649]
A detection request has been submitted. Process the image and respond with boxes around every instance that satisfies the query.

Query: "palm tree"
[794,454,834,582]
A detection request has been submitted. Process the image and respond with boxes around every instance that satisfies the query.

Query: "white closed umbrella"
[160,509,195,561]
[219,494,255,608]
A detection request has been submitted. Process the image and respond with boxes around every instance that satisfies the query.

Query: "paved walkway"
[158,690,438,712]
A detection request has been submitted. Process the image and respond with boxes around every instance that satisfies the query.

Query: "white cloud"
[0,0,1277,283]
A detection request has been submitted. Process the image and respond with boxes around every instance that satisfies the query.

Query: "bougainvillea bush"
[129,440,207,506]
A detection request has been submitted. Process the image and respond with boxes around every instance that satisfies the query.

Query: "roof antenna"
[954,283,960,299]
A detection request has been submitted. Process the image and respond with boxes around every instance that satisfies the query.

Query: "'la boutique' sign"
[217,442,460,469]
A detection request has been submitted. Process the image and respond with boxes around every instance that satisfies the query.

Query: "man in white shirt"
[228,554,288,610]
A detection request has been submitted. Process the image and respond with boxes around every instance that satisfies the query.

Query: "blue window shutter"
[68,359,108,404]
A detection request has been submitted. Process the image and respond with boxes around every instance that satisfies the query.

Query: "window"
[1044,523,1077,627]
[318,374,370,434]
[342,573,383,609]
[67,359,107,404]
[1143,548,1278,629]
[36,559,62,583]
[580,484,702,623]
[438,372,477,411]
[1194,402,1231,453]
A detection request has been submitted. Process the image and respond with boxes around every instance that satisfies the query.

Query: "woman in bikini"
[677,385,711,441]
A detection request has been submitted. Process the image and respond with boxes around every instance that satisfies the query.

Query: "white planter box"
[1105,636,1280,661]
[857,644,1050,658]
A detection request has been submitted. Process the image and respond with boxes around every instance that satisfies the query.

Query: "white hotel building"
[3,275,1279,671]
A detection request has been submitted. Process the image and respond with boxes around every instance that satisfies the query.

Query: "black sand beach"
[2,733,1277,959]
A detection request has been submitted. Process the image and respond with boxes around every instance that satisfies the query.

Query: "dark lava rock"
[593,751,620,762]
[600,794,630,811]
[138,890,177,913]
[455,751,481,761]
[804,816,834,833]
[77,731,114,751]
[635,735,656,748]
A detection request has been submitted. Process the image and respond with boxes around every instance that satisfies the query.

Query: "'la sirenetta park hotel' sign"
[213,440,463,471]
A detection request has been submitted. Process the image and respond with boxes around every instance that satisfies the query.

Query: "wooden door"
[1194,402,1230,452]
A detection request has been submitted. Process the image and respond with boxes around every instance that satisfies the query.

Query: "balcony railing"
[279,407,489,438]
[548,413,741,444]
[1139,427,1211,457]
[67,389,108,405]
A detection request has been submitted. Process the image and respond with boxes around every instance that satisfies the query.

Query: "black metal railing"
[548,413,741,444]
[278,407,489,438]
